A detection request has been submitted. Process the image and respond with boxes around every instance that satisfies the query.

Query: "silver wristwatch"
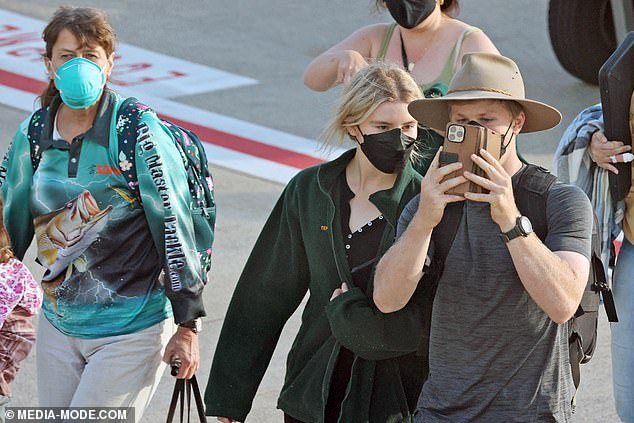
[499,216,533,243]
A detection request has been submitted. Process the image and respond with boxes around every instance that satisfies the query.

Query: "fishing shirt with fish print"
[0,89,206,339]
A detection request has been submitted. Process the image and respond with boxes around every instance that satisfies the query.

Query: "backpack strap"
[599,260,618,322]
[27,108,48,173]
[26,98,152,205]
[429,202,464,276]
[514,165,556,240]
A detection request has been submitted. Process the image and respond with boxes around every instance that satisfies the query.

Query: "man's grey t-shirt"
[398,168,593,423]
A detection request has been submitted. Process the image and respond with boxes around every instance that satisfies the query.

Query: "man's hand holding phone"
[417,148,467,228]
[439,123,503,195]
[463,149,520,233]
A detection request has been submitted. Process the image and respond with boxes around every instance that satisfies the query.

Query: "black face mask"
[386,0,436,29]
[357,127,417,174]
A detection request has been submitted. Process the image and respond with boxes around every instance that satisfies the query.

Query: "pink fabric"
[0,258,41,328]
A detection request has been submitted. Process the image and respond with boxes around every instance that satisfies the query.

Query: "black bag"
[599,31,634,201]
[428,165,618,402]
[165,374,206,423]
[511,167,618,393]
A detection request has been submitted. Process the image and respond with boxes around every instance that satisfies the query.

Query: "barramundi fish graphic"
[34,190,112,282]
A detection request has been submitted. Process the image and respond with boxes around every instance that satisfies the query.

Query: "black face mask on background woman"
[385,0,437,29]
[357,127,417,174]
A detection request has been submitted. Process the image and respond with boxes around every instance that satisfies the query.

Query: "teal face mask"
[54,57,105,109]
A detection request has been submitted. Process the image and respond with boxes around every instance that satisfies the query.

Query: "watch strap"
[499,216,529,243]
[179,318,202,333]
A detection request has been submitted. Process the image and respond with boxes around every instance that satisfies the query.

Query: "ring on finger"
[610,155,617,164]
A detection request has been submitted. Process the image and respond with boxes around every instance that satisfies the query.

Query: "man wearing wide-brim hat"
[374,52,594,422]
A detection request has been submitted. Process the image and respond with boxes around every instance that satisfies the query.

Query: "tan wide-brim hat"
[408,53,562,133]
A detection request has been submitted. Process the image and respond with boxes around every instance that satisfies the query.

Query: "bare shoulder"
[446,18,499,55]
[349,22,394,45]
[462,30,498,53]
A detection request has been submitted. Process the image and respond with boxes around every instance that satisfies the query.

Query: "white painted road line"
[0,9,257,97]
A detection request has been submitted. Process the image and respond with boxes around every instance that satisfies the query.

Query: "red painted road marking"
[163,116,323,169]
[0,68,45,92]
[0,68,325,169]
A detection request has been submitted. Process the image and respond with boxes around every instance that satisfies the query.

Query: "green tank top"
[377,23,480,98]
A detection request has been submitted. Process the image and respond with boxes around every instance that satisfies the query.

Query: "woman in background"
[304,0,498,97]
[304,0,499,175]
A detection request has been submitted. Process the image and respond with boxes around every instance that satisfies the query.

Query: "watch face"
[519,216,533,234]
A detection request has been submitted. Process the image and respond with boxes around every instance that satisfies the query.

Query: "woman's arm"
[303,24,383,91]
[135,115,206,324]
[326,281,434,360]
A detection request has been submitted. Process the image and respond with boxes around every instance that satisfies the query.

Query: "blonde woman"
[206,63,434,423]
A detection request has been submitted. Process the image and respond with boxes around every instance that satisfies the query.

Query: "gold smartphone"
[439,123,503,196]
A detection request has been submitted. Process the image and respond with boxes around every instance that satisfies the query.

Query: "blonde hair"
[320,62,423,148]
[0,197,14,264]
[39,6,116,108]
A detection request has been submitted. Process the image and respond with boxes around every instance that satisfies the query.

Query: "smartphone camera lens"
[447,125,464,143]
[448,126,456,142]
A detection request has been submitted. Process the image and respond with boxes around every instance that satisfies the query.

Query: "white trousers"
[37,317,175,423]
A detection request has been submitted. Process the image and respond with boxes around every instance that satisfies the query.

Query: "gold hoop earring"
[439,0,445,5]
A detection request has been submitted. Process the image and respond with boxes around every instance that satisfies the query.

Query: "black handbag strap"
[165,375,206,423]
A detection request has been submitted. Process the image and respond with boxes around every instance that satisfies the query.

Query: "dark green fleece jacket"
[205,149,433,423]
